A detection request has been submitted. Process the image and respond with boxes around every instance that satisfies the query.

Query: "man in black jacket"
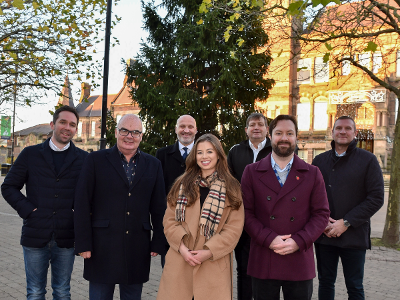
[155,114,197,266]
[1,106,87,300]
[312,116,384,300]
[227,112,272,300]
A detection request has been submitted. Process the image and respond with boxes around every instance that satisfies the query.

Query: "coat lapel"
[58,142,79,176]
[168,141,184,164]
[257,155,281,195]
[130,152,146,191]
[39,139,56,175]
[106,146,130,187]
[275,155,309,201]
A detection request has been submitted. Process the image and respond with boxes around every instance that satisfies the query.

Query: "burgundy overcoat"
[241,154,330,281]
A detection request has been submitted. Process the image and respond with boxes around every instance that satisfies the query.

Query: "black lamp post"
[100,0,113,150]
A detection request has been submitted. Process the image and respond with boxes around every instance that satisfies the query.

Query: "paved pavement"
[0,177,399,299]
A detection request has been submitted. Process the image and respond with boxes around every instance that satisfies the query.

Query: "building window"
[342,58,350,76]
[313,102,328,130]
[298,149,308,162]
[91,121,96,138]
[395,98,398,123]
[314,57,329,83]
[116,114,122,124]
[358,53,370,69]
[297,58,311,84]
[77,122,82,138]
[372,52,382,74]
[313,149,326,159]
[297,103,310,131]
[397,51,400,77]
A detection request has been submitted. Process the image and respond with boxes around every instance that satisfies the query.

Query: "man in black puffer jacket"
[312,116,384,300]
[1,106,87,300]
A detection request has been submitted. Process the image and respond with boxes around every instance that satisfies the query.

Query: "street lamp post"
[100,0,113,150]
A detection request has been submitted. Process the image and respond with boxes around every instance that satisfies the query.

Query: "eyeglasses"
[118,128,142,138]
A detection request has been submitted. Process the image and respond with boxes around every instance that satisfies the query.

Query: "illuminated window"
[372,52,382,74]
[91,121,96,137]
[342,58,350,76]
[314,57,329,83]
[297,103,310,131]
[313,102,328,130]
[297,58,311,84]
[77,122,82,138]
[358,53,370,69]
[298,149,308,162]
[396,51,400,77]
[313,149,326,159]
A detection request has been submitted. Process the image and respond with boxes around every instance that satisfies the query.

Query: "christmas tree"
[128,0,274,154]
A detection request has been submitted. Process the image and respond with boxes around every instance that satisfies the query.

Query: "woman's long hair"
[167,134,242,210]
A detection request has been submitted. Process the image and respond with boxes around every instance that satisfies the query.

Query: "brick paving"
[0,177,399,299]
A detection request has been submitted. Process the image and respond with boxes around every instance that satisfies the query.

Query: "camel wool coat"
[157,192,244,300]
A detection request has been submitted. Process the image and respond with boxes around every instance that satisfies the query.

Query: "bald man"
[156,115,197,266]
[74,114,166,300]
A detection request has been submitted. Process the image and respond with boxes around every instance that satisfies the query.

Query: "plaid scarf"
[176,171,226,240]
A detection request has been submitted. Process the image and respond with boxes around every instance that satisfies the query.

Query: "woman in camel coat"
[157,134,244,300]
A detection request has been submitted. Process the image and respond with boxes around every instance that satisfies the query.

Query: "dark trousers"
[315,243,366,300]
[234,231,252,300]
[89,281,143,300]
[252,277,313,300]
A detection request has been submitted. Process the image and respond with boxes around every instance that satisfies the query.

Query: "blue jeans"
[315,243,366,300]
[89,281,143,300]
[22,238,75,300]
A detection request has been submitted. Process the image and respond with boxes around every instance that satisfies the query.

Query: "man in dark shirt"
[227,112,271,300]
[156,114,197,266]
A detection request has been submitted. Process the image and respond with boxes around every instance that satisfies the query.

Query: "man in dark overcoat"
[155,114,197,266]
[74,114,166,300]
[1,106,88,299]
[312,116,384,300]
[227,112,271,300]
[241,115,330,300]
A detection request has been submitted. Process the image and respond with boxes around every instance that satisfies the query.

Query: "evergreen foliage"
[127,0,274,155]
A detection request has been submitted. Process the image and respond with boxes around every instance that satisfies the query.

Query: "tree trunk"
[381,98,400,246]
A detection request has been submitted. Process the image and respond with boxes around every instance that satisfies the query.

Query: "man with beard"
[1,106,88,299]
[227,112,272,300]
[241,115,330,300]
[312,116,384,300]
[156,115,197,266]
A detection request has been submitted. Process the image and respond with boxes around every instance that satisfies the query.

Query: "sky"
[10,1,152,131]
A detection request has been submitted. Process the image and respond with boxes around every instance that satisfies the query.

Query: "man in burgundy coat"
[241,115,330,300]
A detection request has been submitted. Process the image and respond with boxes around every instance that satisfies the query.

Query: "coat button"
[126,231,129,234]
[53,211,56,215]
[55,195,58,198]
[126,212,130,215]
[128,193,131,196]
[56,178,60,182]
[270,215,275,220]
[181,164,185,167]
[267,196,271,201]
[292,197,296,202]
[290,217,295,221]
[332,169,335,171]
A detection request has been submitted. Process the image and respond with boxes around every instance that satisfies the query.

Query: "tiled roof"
[14,124,52,136]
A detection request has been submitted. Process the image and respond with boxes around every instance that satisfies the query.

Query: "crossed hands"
[324,217,348,238]
[269,234,299,255]
[179,240,212,267]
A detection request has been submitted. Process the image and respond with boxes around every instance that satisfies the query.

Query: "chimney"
[79,82,91,103]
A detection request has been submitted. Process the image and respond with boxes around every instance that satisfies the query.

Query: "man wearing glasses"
[74,114,166,300]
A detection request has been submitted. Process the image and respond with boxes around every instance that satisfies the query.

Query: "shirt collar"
[271,154,294,172]
[249,138,266,152]
[335,150,346,157]
[179,141,194,152]
[119,149,141,162]
[49,138,70,152]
